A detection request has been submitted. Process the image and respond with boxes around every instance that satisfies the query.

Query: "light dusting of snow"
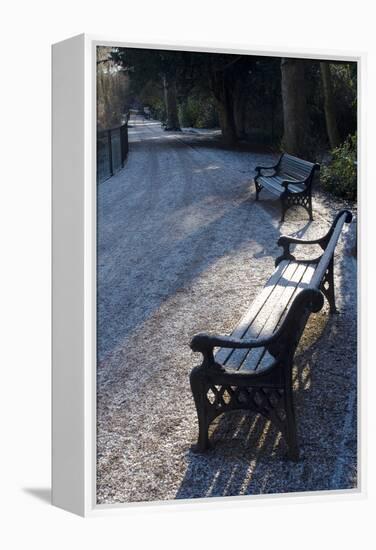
[97,116,357,504]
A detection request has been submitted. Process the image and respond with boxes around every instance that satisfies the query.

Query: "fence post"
[120,123,129,167]
[97,123,128,183]
[120,126,124,168]
[107,129,113,176]
[124,124,128,158]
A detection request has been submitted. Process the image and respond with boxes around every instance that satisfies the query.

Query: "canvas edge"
[52,32,96,517]
[52,33,86,516]
[51,33,365,517]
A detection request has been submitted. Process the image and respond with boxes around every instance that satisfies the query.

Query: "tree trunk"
[211,71,237,146]
[320,62,341,149]
[280,58,310,156]
[163,74,180,130]
[233,80,246,139]
[216,102,237,145]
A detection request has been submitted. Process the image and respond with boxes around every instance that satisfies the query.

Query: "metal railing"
[97,122,129,184]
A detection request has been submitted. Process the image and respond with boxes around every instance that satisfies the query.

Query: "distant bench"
[254,153,320,222]
[189,210,352,460]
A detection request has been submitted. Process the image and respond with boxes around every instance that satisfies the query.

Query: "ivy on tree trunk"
[210,67,237,146]
[320,62,341,149]
[163,74,181,130]
[281,58,310,156]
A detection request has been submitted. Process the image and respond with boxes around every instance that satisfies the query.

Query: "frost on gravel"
[96,118,357,504]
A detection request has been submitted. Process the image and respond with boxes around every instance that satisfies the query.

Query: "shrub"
[320,133,357,201]
[179,96,219,129]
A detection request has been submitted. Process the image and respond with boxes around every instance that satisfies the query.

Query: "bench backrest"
[273,210,352,358]
[310,210,352,289]
[278,153,319,181]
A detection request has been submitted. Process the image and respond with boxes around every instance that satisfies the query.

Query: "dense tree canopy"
[97,46,357,198]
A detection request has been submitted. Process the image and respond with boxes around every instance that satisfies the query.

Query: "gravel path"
[97,115,357,504]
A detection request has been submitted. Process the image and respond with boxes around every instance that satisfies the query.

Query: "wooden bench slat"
[258,178,283,197]
[281,154,315,169]
[283,153,315,164]
[282,159,313,169]
[281,157,314,170]
[217,261,298,368]
[241,349,275,374]
[240,263,308,339]
[259,176,305,194]
[243,262,317,373]
[283,168,312,180]
[221,262,313,372]
[236,263,316,373]
[281,158,313,168]
[214,260,290,365]
[222,262,298,370]
[281,161,313,173]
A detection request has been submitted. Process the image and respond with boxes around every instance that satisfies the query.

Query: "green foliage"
[105,47,357,157]
[97,47,129,130]
[148,99,166,122]
[330,63,357,138]
[137,80,166,120]
[178,95,218,128]
[321,133,357,200]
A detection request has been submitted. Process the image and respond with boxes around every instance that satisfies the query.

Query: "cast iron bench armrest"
[276,234,325,265]
[255,155,283,175]
[276,209,353,265]
[278,234,326,247]
[255,153,284,173]
[190,332,274,354]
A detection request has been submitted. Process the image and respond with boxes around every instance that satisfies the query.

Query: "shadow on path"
[176,248,357,499]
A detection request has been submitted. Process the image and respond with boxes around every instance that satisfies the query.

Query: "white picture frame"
[52,33,364,517]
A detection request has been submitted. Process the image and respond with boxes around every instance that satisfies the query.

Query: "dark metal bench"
[189,210,352,460]
[254,153,320,222]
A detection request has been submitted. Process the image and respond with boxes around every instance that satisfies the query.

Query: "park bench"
[189,209,352,460]
[254,153,320,222]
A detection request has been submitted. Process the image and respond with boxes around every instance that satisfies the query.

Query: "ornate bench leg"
[254,178,263,200]
[190,366,210,452]
[281,190,313,222]
[321,257,337,313]
[284,388,299,461]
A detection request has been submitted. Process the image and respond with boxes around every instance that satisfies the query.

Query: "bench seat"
[256,175,306,196]
[215,260,315,374]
